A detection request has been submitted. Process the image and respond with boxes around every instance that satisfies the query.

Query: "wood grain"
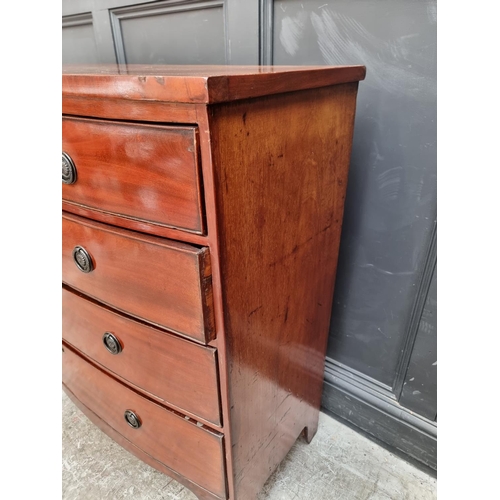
[62,212,214,343]
[62,117,205,234]
[208,83,359,499]
[62,286,221,426]
[62,64,366,104]
[62,344,227,499]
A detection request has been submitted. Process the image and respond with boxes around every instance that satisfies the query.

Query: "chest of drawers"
[62,64,365,500]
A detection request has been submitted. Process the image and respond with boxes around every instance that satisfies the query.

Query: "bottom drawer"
[62,345,227,499]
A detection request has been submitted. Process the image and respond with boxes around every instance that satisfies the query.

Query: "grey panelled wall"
[62,0,260,65]
[62,0,437,470]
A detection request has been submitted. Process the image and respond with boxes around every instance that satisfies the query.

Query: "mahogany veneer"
[62,64,365,500]
[62,117,205,234]
[62,212,214,343]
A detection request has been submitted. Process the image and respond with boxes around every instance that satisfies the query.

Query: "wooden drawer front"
[62,117,205,234]
[62,213,214,343]
[62,287,221,426]
[62,346,227,499]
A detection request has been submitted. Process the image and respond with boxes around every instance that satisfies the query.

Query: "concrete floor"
[62,391,436,499]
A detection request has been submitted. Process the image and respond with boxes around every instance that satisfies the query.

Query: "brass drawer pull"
[72,246,94,273]
[102,332,122,355]
[124,410,141,429]
[62,152,77,184]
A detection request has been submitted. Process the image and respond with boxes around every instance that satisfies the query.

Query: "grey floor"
[62,392,436,500]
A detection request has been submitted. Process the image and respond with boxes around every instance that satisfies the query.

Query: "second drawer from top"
[62,117,205,235]
[62,212,214,344]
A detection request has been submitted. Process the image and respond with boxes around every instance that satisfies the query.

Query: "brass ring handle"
[72,246,94,273]
[62,152,77,184]
[102,332,122,355]
[124,410,141,429]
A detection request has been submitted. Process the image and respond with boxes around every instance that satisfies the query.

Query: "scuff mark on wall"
[377,166,403,201]
[306,8,435,100]
[279,11,308,56]
[359,263,415,276]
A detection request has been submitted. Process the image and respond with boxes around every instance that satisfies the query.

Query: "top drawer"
[62,117,205,234]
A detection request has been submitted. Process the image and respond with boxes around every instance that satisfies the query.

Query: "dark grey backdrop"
[63,0,437,470]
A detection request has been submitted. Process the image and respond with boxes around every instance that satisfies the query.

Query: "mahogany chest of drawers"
[62,64,365,500]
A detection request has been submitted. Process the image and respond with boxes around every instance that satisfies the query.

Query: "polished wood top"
[62,64,366,104]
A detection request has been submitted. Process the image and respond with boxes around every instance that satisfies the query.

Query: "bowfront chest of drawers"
[62,64,365,500]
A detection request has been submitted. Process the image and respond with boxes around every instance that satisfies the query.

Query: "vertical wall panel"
[400,264,437,420]
[62,14,99,64]
[225,0,259,64]
[111,2,226,65]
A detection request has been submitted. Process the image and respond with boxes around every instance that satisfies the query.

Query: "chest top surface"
[62,64,366,104]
